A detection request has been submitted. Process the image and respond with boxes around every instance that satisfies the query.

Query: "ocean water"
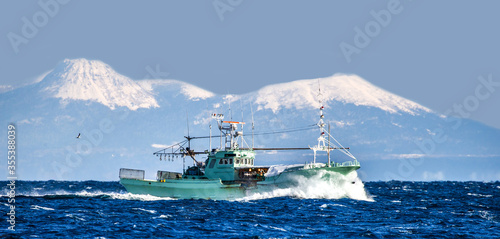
[1,179,498,238]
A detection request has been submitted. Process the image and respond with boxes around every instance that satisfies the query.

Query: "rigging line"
[189,124,318,139]
[188,126,314,139]
[253,123,317,134]
[331,145,356,159]
[153,140,188,154]
[325,131,356,159]
[252,126,316,136]
[190,135,222,139]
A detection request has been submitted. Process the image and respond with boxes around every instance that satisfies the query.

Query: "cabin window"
[224,158,229,164]
[219,159,223,164]
[229,158,233,164]
[209,158,216,168]
[236,159,240,164]
[251,159,253,165]
[244,159,248,164]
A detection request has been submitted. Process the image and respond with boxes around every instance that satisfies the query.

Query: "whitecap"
[65,214,86,221]
[270,226,287,232]
[133,208,157,214]
[239,171,374,202]
[467,193,493,198]
[154,214,172,219]
[31,205,55,211]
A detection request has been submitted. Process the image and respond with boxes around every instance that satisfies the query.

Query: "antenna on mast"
[311,79,327,164]
[227,94,233,121]
[240,99,244,147]
[250,104,255,149]
[211,113,224,149]
[206,102,212,152]
[185,110,191,173]
[209,113,212,151]
[186,111,190,149]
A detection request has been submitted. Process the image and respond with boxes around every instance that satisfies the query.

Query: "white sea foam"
[108,192,175,201]
[240,171,373,201]
[269,226,287,232]
[467,193,493,198]
[154,214,173,219]
[478,210,495,221]
[31,205,55,211]
[2,189,175,201]
[65,214,86,221]
[133,208,157,214]
[320,203,347,209]
[265,163,326,177]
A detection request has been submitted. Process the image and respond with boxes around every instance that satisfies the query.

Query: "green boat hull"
[120,178,246,200]
[120,165,360,200]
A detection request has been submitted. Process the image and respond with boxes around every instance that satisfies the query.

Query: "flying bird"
[76,133,81,139]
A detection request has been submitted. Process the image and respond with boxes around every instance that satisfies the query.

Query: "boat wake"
[240,171,373,201]
[1,189,176,201]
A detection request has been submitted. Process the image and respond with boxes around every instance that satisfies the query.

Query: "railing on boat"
[330,159,360,167]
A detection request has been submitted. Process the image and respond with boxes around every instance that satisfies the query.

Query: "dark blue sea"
[1,180,499,238]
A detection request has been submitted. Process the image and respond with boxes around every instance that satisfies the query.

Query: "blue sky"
[1,0,499,130]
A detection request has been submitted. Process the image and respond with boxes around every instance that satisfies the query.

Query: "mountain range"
[1,59,499,181]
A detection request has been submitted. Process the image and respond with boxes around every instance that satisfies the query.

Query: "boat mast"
[240,100,244,148]
[251,104,255,149]
[186,111,191,150]
[328,122,331,167]
[311,80,327,164]
[209,115,212,151]
[211,113,224,150]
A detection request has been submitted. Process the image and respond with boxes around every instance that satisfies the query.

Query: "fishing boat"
[119,92,360,200]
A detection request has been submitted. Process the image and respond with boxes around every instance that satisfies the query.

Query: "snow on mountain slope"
[39,59,159,110]
[0,85,13,93]
[252,74,432,115]
[137,79,215,101]
[29,58,428,114]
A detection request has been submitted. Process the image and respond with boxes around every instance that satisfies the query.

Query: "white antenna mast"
[206,102,212,152]
[250,104,255,149]
[211,113,224,149]
[186,111,190,149]
[209,113,212,151]
[310,79,328,164]
[228,96,232,121]
[240,99,244,147]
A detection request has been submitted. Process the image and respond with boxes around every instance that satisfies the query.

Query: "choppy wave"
[241,171,373,201]
[0,181,176,201]
[2,190,176,201]
[31,205,55,211]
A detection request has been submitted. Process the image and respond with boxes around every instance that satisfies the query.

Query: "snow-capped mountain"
[34,58,216,109]
[38,59,159,110]
[137,79,215,101]
[246,75,431,115]
[1,59,499,181]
